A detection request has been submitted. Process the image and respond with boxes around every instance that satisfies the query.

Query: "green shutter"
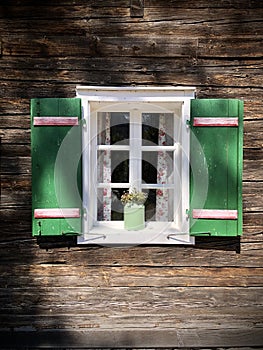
[190,99,243,237]
[31,98,82,236]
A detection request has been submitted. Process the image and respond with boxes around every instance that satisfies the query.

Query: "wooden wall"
[0,0,262,348]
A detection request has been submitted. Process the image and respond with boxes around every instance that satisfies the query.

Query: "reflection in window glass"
[144,189,174,222]
[142,113,174,146]
[142,151,174,185]
[97,112,129,145]
[97,150,129,183]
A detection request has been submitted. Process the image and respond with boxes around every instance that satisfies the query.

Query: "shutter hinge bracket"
[81,119,87,128]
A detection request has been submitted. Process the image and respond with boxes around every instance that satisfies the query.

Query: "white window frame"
[76,86,196,245]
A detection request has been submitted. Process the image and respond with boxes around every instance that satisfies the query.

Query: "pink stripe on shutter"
[192,209,238,220]
[193,117,238,127]
[34,117,79,126]
[34,208,80,219]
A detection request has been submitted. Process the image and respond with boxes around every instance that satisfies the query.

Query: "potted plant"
[121,189,147,230]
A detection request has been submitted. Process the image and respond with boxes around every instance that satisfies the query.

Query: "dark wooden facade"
[0,1,262,348]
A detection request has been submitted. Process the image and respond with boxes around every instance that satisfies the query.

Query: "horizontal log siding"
[0,1,262,348]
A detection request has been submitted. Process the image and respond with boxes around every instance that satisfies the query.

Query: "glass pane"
[97,150,129,183]
[97,187,128,221]
[142,152,157,184]
[97,112,129,145]
[142,113,174,146]
[142,151,174,185]
[144,189,174,222]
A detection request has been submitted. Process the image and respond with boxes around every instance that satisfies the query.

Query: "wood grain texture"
[0,1,262,348]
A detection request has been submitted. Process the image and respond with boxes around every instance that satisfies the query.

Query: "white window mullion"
[130,109,142,191]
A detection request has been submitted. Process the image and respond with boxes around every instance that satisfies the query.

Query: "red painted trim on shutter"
[192,209,238,220]
[193,117,238,127]
[34,208,80,218]
[34,117,79,126]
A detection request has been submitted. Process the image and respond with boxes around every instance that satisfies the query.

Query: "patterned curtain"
[98,112,111,221]
[156,114,169,221]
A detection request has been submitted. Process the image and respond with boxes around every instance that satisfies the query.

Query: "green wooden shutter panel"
[190,99,243,237]
[31,98,82,236]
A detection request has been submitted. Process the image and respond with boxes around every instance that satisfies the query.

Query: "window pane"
[142,152,157,184]
[142,113,174,146]
[142,151,174,185]
[97,150,129,183]
[145,189,174,222]
[97,187,128,221]
[97,112,129,145]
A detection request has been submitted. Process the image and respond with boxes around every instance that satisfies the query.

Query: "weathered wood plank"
[0,115,30,128]
[1,60,262,87]
[196,87,263,100]
[0,157,31,175]
[243,182,263,213]
[1,56,262,72]
[243,149,263,182]
[243,212,263,237]
[0,129,30,144]
[1,175,31,191]
[0,81,263,99]
[0,240,262,267]
[1,0,262,9]
[0,9,262,37]
[0,328,262,348]
[0,5,129,19]
[244,100,263,120]
[1,265,263,287]
[0,285,262,312]
[146,0,263,8]
[2,35,263,58]
[0,98,30,115]
[244,120,263,149]
[0,144,31,157]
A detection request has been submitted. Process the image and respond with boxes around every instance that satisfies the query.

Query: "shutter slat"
[193,117,238,127]
[192,209,238,220]
[34,116,79,126]
[34,208,80,219]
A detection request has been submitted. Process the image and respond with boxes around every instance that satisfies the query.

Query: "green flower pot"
[124,204,145,231]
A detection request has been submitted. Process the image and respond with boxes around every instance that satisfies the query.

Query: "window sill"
[78,221,195,245]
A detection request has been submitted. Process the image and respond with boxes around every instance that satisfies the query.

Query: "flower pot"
[124,204,145,231]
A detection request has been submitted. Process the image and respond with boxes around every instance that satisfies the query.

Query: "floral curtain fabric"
[156,114,169,221]
[98,112,111,221]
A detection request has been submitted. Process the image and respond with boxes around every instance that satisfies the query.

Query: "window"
[76,87,194,245]
[31,88,243,244]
